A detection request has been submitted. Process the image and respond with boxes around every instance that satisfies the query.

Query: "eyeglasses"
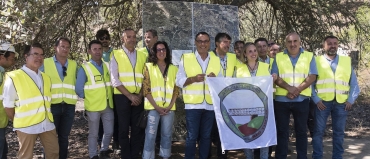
[99,37,110,41]
[28,53,45,58]
[268,42,275,47]
[196,40,210,44]
[156,48,166,52]
[62,66,67,77]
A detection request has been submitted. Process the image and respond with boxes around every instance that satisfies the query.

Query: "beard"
[326,49,337,56]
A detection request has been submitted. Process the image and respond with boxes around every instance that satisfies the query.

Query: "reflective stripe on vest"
[275,51,313,96]
[82,62,113,111]
[315,55,351,103]
[113,49,147,94]
[44,58,78,104]
[144,63,178,110]
[182,52,221,104]
[0,73,7,128]
[7,70,53,128]
[235,62,270,77]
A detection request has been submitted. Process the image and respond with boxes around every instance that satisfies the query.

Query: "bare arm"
[297,74,317,93]
[4,108,15,121]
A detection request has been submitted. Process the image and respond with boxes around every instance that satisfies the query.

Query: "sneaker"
[91,155,99,159]
[99,151,110,159]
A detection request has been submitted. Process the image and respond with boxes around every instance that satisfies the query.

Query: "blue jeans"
[312,101,348,159]
[0,128,7,159]
[274,99,309,159]
[51,103,75,159]
[244,147,269,159]
[185,109,215,159]
[143,110,175,159]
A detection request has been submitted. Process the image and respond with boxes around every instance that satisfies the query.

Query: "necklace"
[247,62,258,74]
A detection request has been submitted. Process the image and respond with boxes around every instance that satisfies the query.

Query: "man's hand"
[272,73,277,82]
[286,93,295,99]
[345,102,352,111]
[129,94,142,106]
[193,74,206,82]
[207,72,216,77]
[287,86,300,97]
[316,100,326,111]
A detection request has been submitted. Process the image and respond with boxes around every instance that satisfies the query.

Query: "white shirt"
[176,51,221,110]
[2,65,55,134]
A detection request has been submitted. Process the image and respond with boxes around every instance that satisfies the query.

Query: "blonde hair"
[243,42,258,64]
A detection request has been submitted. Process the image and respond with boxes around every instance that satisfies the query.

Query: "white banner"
[207,76,277,151]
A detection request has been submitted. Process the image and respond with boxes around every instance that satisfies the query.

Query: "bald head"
[285,32,301,55]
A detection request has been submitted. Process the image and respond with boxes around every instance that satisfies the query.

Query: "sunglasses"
[99,37,110,41]
[157,48,166,52]
[62,66,67,77]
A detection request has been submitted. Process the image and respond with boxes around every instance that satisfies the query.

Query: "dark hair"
[24,43,44,56]
[146,29,158,37]
[195,32,210,40]
[234,40,245,47]
[243,42,258,64]
[96,29,110,40]
[215,33,232,44]
[55,37,71,46]
[254,38,268,45]
[88,40,102,49]
[122,28,135,36]
[149,41,172,65]
[323,35,338,42]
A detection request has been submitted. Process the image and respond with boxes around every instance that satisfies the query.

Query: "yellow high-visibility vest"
[144,63,178,110]
[6,70,53,128]
[0,73,7,128]
[235,62,270,77]
[315,55,351,103]
[138,47,149,56]
[82,62,113,111]
[211,52,237,77]
[44,58,78,104]
[275,51,313,96]
[113,49,147,94]
[182,52,221,104]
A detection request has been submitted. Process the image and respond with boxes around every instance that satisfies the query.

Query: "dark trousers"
[307,99,316,137]
[51,103,75,159]
[114,94,144,159]
[274,99,309,159]
[0,128,8,159]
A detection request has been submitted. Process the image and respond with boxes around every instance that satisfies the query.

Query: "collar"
[103,47,113,54]
[0,66,4,73]
[323,53,338,62]
[22,65,41,75]
[89,59,103,67]
[122,45,136,54]
[53,55,69,66]
[195,50,209,59]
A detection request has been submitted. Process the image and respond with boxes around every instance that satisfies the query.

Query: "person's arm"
[296,56,318,93]
[110,54,141,105]
[164,87,179,113]
[272,57,299,98]
[2,74,17,121]
[75,67,87,98]
[344,68,360,111]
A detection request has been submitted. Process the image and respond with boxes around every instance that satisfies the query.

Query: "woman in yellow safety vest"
[235,42,277,159]
[142,41,179,159]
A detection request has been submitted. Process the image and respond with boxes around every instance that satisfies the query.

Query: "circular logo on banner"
[218,83,268,143]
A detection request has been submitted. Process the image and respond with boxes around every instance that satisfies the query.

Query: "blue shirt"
[75,60,104,98]
[311,54,360,104]
[102,47,113,62]
[39,55,69,81]
[271,48,318,102]
[0,66,4,85]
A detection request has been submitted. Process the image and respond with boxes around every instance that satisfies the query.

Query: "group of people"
[0,28,360,159]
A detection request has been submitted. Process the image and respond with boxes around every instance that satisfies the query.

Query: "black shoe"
[106,149,114,154]
[99,151,110,159]
[91,155,99,159]
[112,141,120,150]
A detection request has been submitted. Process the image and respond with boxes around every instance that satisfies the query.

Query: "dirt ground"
[4,100,370,159]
